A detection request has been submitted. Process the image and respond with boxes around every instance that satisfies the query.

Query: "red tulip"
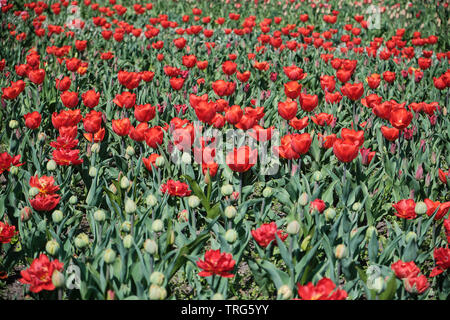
[24,111,42,129]
[290,133,312,155]
[111,118,131,136]
[392,199,417,220]
[278,100,298,120]
[226,146,257,173]
[284,81,302,99]
[332,139,359,163]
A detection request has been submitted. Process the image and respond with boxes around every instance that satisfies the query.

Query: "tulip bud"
[168,230,175,245]
[121,221,132,233]
[28,187,40,197]
[152,219,164,232]
[9,119,18,129]
[52,270,65,289]
[177,209,189,222]
[37,132,46,142]
[126,145,135,156]
[225,229,238,243]
[335,244,348,259]
[146,194,157,207]
[188,195,200,208]
[262,187,273,198]
[109,183,117,194]
[301,235,312,251]
[91,143,100,153]
[10,166,19,175]
[123,234,133,249]
[324,208,336,221]
[405,231,417,243]
[103,248,117,264]
[221,184,233,196]
[286,220,300,235]
[52,210,64,223]
[69,195,78,205]
[143,239,158,255]
[149,271,165,286]
[46,239,60,256]
[149,284,167,300]
[155,156,165,167]
[88,166,97,177]
[415,201,427,215]
[370,276,386,294]
[120,176,130,189]
[74,233,89,249]
[124,198,137,214]
[442,107,447,116]
[352,202,362,211]
[224,206,237,219]
[20,206,32,222]
[211,293,224,300]
[181,152,191,164]
[299,192,309,206]
[365,226,378,241]
[94,209,106,222]
[277,285,293,300]
[431,152,436,165]
[313,171,322,181]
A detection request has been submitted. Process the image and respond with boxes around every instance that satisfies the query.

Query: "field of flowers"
[0,0,449,301]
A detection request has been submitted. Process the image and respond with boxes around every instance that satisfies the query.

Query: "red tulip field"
[0,0,449,301]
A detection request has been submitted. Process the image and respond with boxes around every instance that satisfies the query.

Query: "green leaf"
[379,275,398,300]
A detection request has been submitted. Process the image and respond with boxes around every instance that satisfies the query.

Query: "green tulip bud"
[277,285,293,300]
[94,209,106,222]
[365,226,378,241]
[324,208,336,221]
[37,132,46,142]
[335,244,348,260]
[405,231,417,243]
[225,229,238,243]
[221,184,233,196]
[20,206,32,222]
[9,166,19,175]
[52,270,65,289]
[88,166,97,177]
[120,176,130,189]
[126,145,135,156]
[286,220,300,235]
[301,235,312,251]
[352,202,362,211]
[211,293,224,300]
[123,234,133,249]
[168,230,175,245]
[262,187,273,198]
[149,284,167,300]
[121,221,132,233]
[313,171,322,181]
[299,192,309,206]
[188,195,200,208]
[124,198,137,214]
[143,239,158,255]
[28,187,40,197]
[91,143,100,153]
[152,219,164,232]
[370,276,386,294]
[9,119,19,129]
[146,194,158,207]
[109,183,117,194]
[52,210,64,223]
[74,233,89,249]
[149,271,165,286]
[224,206,237,219]
[69,195,78,205]
[181,152,191,164]
[45,239,60,256]
[155,156,165,167]
[415,201,427,215]
[103,248,116,264]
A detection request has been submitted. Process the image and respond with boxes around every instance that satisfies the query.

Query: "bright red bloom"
[226,146,258,173]
[251,222,288,248]
[225,105,244,124]
[128,122,148,142]
[290,133,312,155]
[52,109,82,129]
[83,128,105,143]
[289,116,309,130]
[222,60,237,75]
[391,260,421,279]
[55,76,71,91]
[438,169,449,184]
[278,100,298,120]
[30,194,61,211]
[310,199,326,213]
[381,126,400,141]
[366,73,381,89]
[83,110,102,133]
[113,91,136,109]
[169,77,185,90]
[52,149,83,166]
[195,101,216,123]
[423,199,450,220]
[389,108,413,130]
[296,278,347,300]
[143,153,160,172]
[145,126,164,149]
[333,139,359,163]
[117,70,141,90]
[27,69,45,84]
[81,90,100,108]
[29,175,60,195]
[60,91,79,109]
[160,179,191,197]
[311,113,334,126]
[112,118,131,136]
[320,75,336,92]
[236,70,251,83]
[284,81,302,99]
[392,199,417,220]
[283,65,307,81]
[24,111,42,129]
[429,247,450,277]
[299,93,319,112]
[341,82,364,101]
[19,254,64,293]
[196,249,235,278]
[134,104,156,123]
[0,221,18,244]
[0,152,24,175]
[212,80,236,97]
[383,71,396,83]
[341,128,364,146]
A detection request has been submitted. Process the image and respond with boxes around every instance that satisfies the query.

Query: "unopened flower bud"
[313,171,322,181]
[415,201,427,215]
[69,195,78,205]
[225,229,238,243]
[123,234,133,249]
[9,120,18,129]
[146,194,157,207]
[88,166,97,177]
[221,184,233,196]
[120,176,130,189]
[177,209,189,222]
[94,209,106,222]
[152,219,164,232]
[103,248,116,264]
[52,210,64,223]
[155,156,165,167]
[405,231,417,243]
[20,206,32,222]
[211,293,224,300]
[335,244,348,259]
[324,208,336,221]
[109,183,117,194]
[37,132,46,141]
[143,239,158,255]
[301,235,312,251]
[10,166,19,175]
[299,192,309,206]
[74,233,89,249]
[150,271,165,286]
[286,220,300,235]
[91,143,100,153]
[277,285,293,300]
[370,276,386,294]
[149,284,167,300]
[52,270,65,289]
[365,226,378,241]
[124,198,137,214]
[352,202,362,211]
[188,195,200,208]
[46,239,60,256]
[224,206,237,219]
[262,187,273,198]
[121,221,132,233]
[126,145,135,156]
[168,230,175,245]
[29,187,40,197]
[181,152,191,164]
